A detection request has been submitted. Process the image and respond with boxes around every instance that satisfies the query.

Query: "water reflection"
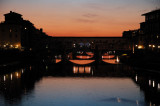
[132,72,160,105]
[73,66,92,74]
[0,64,160,106]
[76,55,93,59]
[69,60,95,65]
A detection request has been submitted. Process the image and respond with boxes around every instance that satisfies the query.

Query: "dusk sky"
[0,0,160,37]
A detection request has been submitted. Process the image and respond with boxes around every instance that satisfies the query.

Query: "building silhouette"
[0,11,48,50]
[140,9,160,50]
[123,9,160,52]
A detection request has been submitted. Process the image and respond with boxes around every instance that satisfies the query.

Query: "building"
[0,11,47,50]
[123,9,160,52]
[140,9,160,50]
[0,11,22,49]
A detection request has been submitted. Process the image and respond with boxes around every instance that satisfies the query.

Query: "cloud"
[76,18,96,23]
[83,13,98,18]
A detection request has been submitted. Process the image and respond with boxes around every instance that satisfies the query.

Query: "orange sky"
[0,0,159,37]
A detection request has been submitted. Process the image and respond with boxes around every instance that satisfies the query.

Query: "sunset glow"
[0,0,159,37]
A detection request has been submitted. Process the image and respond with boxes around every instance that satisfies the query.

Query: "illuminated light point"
[149,80,151,86]
[153,45,156,48]
[46,66,48,70]
[92,71,94,76]
[153,81,155,87]
[11,74,13,80]
[158,83,160,89]
[17,73,19,77]
[4,76,6,81]
[135,45,138,47]
[138,45,144,49]
[116,56,120,63]
[25,27,27,30]
[22,69,24,73]
[135,75,138,82]
[149,45,152,47]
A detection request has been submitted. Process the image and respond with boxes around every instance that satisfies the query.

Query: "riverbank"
[121,51,160,72]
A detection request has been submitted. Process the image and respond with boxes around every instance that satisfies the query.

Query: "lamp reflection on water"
[4,75,6,81]
[158,83,160,89]
[153,81,155,87]
[11,74,13,80]
[135,75,138,82]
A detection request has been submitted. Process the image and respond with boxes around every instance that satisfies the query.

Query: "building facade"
[123,9,160,52]
[140,9,160,50]
[0,11,47,50]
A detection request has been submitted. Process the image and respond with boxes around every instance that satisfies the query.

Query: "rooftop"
[4,11,22,16]
[142,9,160,16]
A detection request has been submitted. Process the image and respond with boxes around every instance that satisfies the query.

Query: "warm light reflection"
[158,83,160,89]
[4,75,6,81]
[11,74,13,80]
[16,73,19,77]
[22,69,24,73]
[138,45,144,49]
[70,60,95,65]
[116,56,120,63]
[76,55,93,59]
[102,55,115,59]
[56,59,61,63]
[73,66,92,74]
[153,81,155,87]
[103,59,117,64]
[86,52,94,56]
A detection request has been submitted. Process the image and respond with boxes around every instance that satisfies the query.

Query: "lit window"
[138,45,144,49]
[3,45,6,48]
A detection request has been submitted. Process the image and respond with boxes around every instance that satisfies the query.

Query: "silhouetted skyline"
[0,0,160,37]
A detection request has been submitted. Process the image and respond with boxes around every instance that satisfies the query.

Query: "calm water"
[0,62,160,106]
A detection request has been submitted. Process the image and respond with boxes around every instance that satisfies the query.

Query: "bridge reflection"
[73,66,93,74]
